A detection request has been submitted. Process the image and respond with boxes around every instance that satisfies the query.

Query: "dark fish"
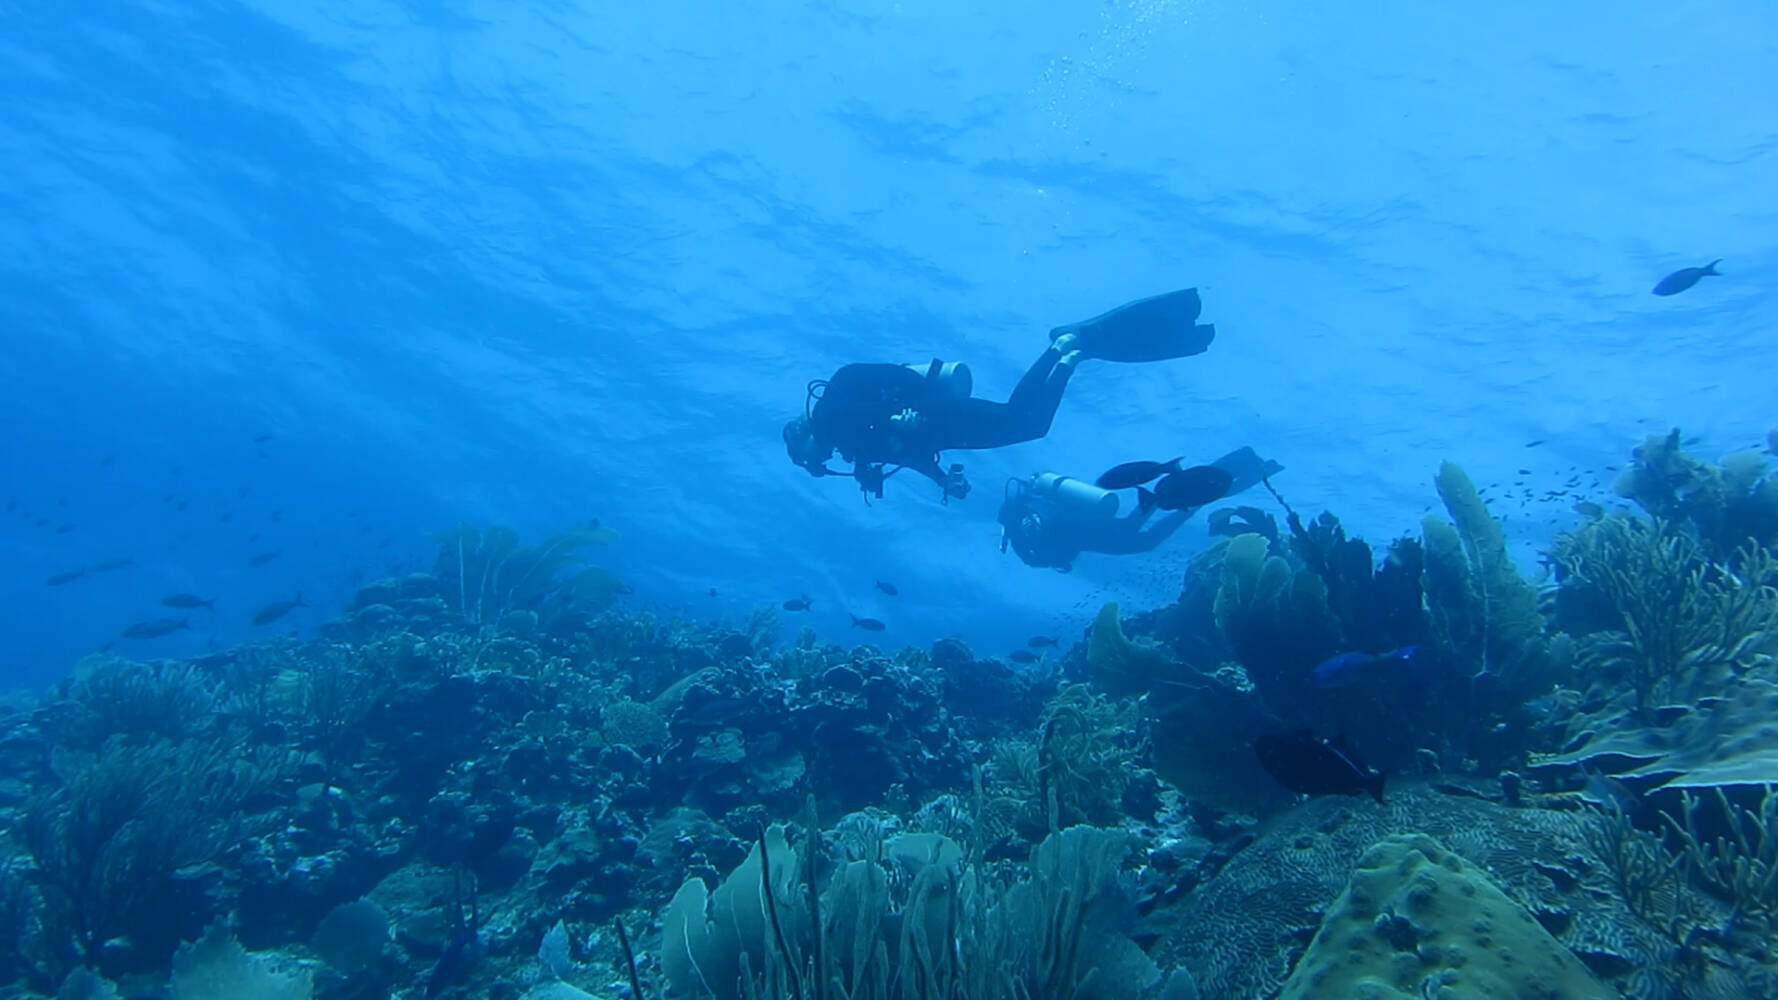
[176,499,189,511]
[1138,465,1235,512]
[1027,636,1059,648]
[1310,646,1423,687]
[1524,440,1544,448]
[782,596,812,612]
[251,593,307,626]
[86,556,133,573]
[122,617,191,640]
[1573,500,1605,519]
[161,593,215,610]
[707,588,719,597]
[45,568,86,586]
[55,523,74,534]
[1652,259,1721,296]
[1255,731,1386,803]
[1577,767,1652,824]
[247,550,281,566]
[1095,458,1182,490]
[849,614,886,631]
[1008,649,1038,664]
[875,580,899,596]
[253,433,273,443]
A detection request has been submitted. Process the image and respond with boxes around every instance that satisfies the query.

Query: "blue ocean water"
[1,1,1773,689]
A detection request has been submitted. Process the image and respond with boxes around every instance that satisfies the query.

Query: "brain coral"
[1148,783,1676,1000]
[1277,833,1613,1000]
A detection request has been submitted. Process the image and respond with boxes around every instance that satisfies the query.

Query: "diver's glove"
[890,408,925,430]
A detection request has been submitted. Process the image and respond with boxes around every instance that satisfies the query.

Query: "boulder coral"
[1277,833,1613,1000]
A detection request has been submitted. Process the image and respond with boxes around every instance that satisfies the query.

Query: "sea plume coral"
[1552,516,1778,719]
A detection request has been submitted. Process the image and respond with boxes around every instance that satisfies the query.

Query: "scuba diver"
[997,446,1284,571]
[781,288,1217,502]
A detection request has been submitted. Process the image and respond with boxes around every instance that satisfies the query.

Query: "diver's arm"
[907,457,948,489]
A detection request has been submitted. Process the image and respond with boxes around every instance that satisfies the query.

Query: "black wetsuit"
[1002,500,1189,571]
[1000,446,1285,570]
[810,346,1074,490]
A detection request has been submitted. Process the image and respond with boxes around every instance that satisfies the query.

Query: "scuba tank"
[905,358,973,400]
[1029,472,1118,517]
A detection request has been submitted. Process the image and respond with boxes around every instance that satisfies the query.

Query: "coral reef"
[1614,429,1778,561]
[1143,781,1757,1000]
[1276,833,1613,999]
[1535,512,1778,799]
[7,443,1778,1000]
[22,736,292,979]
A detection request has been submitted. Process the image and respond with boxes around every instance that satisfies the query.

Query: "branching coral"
[0,860,37,989]
[1581,804,1710,946]
[1553,516,1778,718]
[60,655,217,749]
[300,644,377,789]
[1666,786,1778,940]
[23,737,293,968]
[982,685,1140,839]
[432,521,620,627]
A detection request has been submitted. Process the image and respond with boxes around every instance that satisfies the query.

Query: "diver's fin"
[1211,446,1284,498]
[1050,289,1213,363]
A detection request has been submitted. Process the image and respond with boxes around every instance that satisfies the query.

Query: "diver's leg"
[1212,446,1286,496]
[943,347,1077,450]
[1097,511,1189,555]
